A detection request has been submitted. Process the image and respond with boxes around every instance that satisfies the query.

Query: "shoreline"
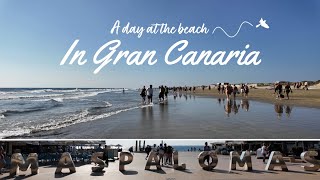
[192,88,320,109]
[2,88,320,139]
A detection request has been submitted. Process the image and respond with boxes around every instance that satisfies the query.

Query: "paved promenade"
[1,152,319,180]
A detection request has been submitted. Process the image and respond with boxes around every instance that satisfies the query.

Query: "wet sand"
[1,152,319,180]
[10,94,320,139]
[194,88,320,109]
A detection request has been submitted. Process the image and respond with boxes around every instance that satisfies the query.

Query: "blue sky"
[0,0,319,88]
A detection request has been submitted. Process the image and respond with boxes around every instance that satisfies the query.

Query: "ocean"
[0,88,146,138]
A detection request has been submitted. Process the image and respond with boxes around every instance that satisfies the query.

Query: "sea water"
[0,88,143,138]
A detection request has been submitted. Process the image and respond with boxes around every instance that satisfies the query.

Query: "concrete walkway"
[1,152,319,180]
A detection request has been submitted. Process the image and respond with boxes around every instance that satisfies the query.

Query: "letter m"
[229,151,252,171]
[10,153,39,176]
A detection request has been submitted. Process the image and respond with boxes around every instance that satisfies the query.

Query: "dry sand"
[194,88,320,109]
[1,152,319,180]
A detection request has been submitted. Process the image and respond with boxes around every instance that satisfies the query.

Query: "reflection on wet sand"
[142,95,294,123]
[241,99,249,111]
[159,100,169,121]
[141,105,154,123]
[224,100,241,117]
[274,104,292,119]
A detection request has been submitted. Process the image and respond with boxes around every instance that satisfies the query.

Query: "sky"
[0,0,319,88]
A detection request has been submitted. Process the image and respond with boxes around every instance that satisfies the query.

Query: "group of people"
[274,82,292,100]
[145,143,174,166]
[140,85,154,104]
[218,83,250,100]
[140,85,170,104]
[293,82,309,90]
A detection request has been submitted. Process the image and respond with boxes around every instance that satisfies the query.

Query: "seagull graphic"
[256,18,269,29]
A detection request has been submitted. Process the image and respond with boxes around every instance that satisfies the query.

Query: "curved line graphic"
[212,21,253,38]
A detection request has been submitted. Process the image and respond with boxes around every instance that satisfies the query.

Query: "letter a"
[55,152,76,174]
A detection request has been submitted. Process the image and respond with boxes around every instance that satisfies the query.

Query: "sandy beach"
[194,87,320,109]
[5,88,320,139]
[1,152,319,180]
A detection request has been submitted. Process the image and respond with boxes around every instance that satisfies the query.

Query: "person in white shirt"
[304,81,309,90]
[146,85,153,104]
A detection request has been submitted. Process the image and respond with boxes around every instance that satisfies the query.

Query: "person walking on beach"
[164,86,169,99]
[225,84,233,100]
[244,84,249,98]
[233,84,238,99]
[221,85,225,94]
[158,86,165,102]
[303,81,309,90]
[240,84,245,96]
[140,86,147,104]
[274,83,283,99]
[204,142,211,165]
[285,83,292,99]
[261,143,268,164]
[147,85,153,104]
[217,83,221,94]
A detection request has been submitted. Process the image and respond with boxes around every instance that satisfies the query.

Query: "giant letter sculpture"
[55,152,76,174]
[229,151,252,171]
[265,151,288,171]
[173,151,186,170]
[198,151,218,171]
[10,153,39,176]
[91,152,106,172]
[301,151,320,171]
[145,151,161,170]
[119,151,133,171]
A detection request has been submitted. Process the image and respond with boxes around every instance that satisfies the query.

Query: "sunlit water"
[1,89,320,139]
